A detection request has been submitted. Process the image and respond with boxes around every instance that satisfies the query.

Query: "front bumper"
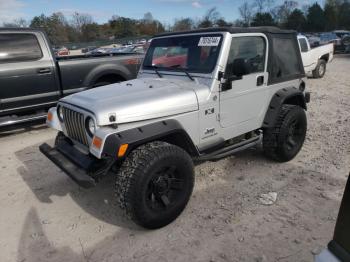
[39,137,114,188]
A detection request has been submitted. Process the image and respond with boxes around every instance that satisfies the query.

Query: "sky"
[0,0,324,25]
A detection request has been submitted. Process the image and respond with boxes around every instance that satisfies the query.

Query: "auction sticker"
[198,37,221,46]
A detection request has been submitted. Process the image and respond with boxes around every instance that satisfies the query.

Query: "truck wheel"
[312,59,326,78]
[115,141,194,229]
[263,105,307,162]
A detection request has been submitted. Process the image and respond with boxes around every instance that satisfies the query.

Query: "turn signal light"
[92,136,102,149]
[47,112,53,122]
[118,144,129,158]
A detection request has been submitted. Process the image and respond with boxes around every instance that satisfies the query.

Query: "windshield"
[143,34,223,74]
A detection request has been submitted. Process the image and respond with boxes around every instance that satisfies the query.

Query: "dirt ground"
[0,55,349,262]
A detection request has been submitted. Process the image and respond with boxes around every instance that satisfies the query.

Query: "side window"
[0,33,43,64]
[271,37,302,80]
[299,38,308,52]
[225,36,266,78]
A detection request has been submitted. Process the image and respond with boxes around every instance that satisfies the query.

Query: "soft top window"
[269,35,304,83]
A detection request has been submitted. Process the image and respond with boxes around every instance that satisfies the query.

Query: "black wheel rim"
[146,165,185,211]
[285,118,304,152]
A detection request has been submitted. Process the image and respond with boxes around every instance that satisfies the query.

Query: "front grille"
[62,107,89,146]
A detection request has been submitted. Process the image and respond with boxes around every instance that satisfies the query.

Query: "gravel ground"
[0,55,349,262]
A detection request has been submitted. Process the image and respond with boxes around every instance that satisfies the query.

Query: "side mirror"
[221,75,243,91]
[220,58,247,91]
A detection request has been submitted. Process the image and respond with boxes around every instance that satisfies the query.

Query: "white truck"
[298,35,334,78]
[40,27,310,229]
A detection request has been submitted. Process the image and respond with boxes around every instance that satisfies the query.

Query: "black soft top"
[155,27,296,38]
[153,26,304,84]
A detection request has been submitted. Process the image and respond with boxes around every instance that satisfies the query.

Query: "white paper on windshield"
[198,37,221,46]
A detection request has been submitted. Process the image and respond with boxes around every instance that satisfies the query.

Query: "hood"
[61,78,199,126]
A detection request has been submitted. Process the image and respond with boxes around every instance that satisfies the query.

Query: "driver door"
[219,35,269,130]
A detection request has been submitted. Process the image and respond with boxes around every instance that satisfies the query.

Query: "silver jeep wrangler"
[40,27,310,229]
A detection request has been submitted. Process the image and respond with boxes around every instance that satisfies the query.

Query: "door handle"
[37,68,51,74]
[257,75,264,86]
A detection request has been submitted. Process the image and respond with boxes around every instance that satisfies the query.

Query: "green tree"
[173,18,195,31]
[216,18,232,27]
[81,23,100,42]
[109,16,138,37]
[251,12,276,26]
[306,3,326,32]
[338,1,350,29]
[285,9,306,31]
[30,14,49,28]
[324,0,338,30]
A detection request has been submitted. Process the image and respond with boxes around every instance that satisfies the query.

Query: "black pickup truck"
[0,28,143,127]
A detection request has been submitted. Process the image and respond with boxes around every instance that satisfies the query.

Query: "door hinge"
[216,113,221,121]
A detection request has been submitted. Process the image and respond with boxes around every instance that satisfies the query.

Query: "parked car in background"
[343,35,350,53]
[320,32,340,45]
[319,32,350,53]
[298,35,334,78]
[306,35,320,48]
[333,30,350,53]
[56,47,70,56]
[0,28,143,127]
[114,44,146,54]
[81,46,97,53]
[86,47,112,55]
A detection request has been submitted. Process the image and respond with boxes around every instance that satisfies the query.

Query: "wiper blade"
[150,65,162,78]
[170,65,194,81]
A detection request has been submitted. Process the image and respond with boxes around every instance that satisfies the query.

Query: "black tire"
[115,141,194,229]
[312,59,326,78]
[263,105,307,162]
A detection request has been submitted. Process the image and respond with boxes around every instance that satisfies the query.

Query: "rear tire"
[312,59,326,78]
[115,141,194,229]
[263,105,307,162]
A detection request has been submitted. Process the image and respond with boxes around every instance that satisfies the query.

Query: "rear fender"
[263,87,307,128]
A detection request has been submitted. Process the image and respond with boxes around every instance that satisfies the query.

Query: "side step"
[198,135,262,161]
[0,113,47,128]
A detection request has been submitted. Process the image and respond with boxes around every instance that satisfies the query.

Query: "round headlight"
[57,105,64,122]
[85,117,96,137]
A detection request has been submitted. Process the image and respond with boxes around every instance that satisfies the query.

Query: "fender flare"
[263,87,307,128]
[102,120,199,159]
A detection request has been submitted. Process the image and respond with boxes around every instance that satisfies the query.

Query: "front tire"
[263,105,307,162]
[312,59,326,78]
[115,141,194,229]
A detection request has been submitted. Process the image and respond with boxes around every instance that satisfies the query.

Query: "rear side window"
[271,37,302,81]
[225,36,266,77]
[298,38,308,52]
[0,34,43,63]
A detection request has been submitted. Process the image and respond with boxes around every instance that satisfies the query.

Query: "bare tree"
[254,0,274,13]
[198,7,220,28]
[4,18,28,28]
[239,1,253,26]
[271,1,298,24]
[71,12,93,33]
